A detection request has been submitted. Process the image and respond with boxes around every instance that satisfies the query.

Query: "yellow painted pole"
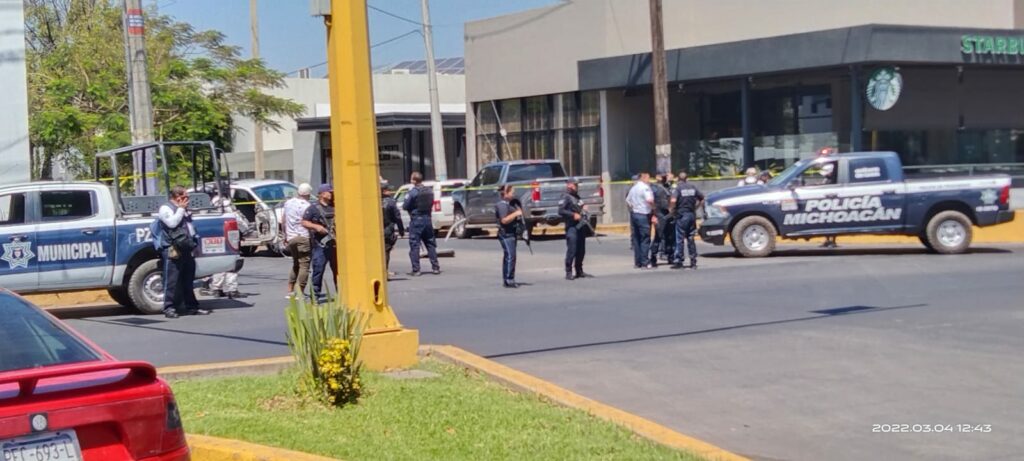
[324,0,418,370]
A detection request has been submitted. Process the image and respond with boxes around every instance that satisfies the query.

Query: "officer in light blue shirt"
[626,172,656,269]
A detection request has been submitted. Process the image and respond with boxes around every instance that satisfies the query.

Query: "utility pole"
[420,0,447,181]
[123,0,157,194]
[649,0,671,175]
[250,0,265,179]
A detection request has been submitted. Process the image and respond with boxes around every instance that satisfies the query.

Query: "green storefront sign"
[961,34,1024,55]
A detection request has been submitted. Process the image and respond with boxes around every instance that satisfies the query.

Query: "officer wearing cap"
[303,184,337,302]
[495,184,522,288]
[670,171,704,269]
[381,183,404,276]
[649,173,673,267]
[558,179,590,280]
[402,172,440,276]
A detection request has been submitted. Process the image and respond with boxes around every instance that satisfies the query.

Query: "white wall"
[465,0,1020,103]
[0,0,29,184]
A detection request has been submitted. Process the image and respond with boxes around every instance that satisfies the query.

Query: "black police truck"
[699,151,1015,257]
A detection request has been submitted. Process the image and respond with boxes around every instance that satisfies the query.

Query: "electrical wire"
[368,4,424,27]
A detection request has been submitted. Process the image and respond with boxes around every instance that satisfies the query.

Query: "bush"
[285,298,365,406]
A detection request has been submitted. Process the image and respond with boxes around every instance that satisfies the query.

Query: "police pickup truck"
[450,160,604,238]
[699,151,1015,257]
[0,142,241,314]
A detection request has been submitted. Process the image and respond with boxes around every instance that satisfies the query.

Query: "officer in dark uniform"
[402,172,440,276]
[303,184,338,302]
[495,184,522,288]
[558,180,590,280]
[649,173,673,267]
[382,184,405,276]
[670,171,704,269]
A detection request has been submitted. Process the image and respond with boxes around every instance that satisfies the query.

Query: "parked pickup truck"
[699,151,1015,257]
[450,160,604,238]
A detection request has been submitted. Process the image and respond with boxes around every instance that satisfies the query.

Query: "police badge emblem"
[980,189,998,205]
[1,240,35,269]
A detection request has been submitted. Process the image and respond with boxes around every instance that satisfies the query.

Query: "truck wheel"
[127,259,166,315]
[107,287,132,308]
[453,208,471,239]
[240,246,257,257]
[925,211,972,254]
[731,216,777,258]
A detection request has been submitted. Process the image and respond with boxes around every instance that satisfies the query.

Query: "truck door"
[783,158,841,235]
[0,191,38,291]
[467,165,502,223]
[843,156,906,231]
[35,189,115,289]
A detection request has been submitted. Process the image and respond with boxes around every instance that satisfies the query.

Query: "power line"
[286,29,422,76]
[368,4,423,27]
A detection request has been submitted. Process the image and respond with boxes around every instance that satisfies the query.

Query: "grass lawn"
[170,358,704,460]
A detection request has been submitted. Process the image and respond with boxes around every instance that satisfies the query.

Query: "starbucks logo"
[865,67,902,111]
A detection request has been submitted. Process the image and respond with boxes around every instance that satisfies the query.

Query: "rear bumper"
[698,217,729,245]
[196,255,240,278]
[527,205,605,226]
[977,210,1016,226]
[140,445,190,461]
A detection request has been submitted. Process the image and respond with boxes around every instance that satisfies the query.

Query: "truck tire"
[925,210,972,254]
[452,208,471,239]
[731,216,777,258]
[240,246,257,257]
[107,286,132,308]
[127,259,166,315]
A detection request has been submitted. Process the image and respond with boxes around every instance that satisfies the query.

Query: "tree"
[25,0,304,180]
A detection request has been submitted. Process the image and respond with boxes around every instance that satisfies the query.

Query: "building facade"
[0,0,29,184]
[228,67,466,187]
[465,0,1024,221]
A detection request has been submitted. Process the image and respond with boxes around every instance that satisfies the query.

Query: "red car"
[0,290,189,460]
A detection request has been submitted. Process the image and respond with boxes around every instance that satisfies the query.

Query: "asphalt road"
[63,235,1024,461]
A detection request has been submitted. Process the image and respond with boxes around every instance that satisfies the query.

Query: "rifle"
[576,208,601,244]
[510,198,533,255]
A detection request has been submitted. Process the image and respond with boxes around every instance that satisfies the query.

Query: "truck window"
[40,191,95,221]
[0,193,26,225]
[799,160,838,187]
[476,165,502,186]
[506,163,565,182]
[849,158,890,184]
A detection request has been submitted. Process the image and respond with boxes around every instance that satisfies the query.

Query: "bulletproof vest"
[414,186,433,214]
[675,184,700,212]
[382,198,395,227]
[653,184,670,211]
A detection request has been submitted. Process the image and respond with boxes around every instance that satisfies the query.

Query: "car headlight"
[704,203,729,219]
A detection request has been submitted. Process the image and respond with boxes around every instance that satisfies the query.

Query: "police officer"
[382,184,405,277]
[303,184,338,302]
[495,184,522,288]
[626,172,656,269]
[670,171,704,269]
[558,180,590,280]
[649,173,673,267]
[402,172,440,276]
[158,186,210,318]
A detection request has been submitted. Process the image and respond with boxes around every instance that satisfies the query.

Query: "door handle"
[825,193,838,199]
[82,229,99,235]
[882,190,897,195]
[8,235,28,241]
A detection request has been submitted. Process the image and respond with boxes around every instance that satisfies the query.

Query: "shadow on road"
[79,317,288,347]
[484,303,928,359]
[701,247,1014,259]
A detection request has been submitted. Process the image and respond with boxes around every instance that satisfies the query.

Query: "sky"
[159,0,560,76]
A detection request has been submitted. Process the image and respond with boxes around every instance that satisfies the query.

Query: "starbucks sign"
[865,67,902,111]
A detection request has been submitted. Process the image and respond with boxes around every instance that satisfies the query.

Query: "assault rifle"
[576,209,601,244]
[510,198,533,255]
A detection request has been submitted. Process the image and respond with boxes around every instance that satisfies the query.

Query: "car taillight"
[531,182,540,201]
[161,394,187,454]
[433,200,441,212]
[999,185,1010,205]
[225,219,240,250]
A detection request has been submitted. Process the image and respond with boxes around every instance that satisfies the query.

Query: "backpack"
[149,217,169,251]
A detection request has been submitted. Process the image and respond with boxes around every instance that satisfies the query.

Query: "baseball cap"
[318,184,333,194]
[297,183,313,196]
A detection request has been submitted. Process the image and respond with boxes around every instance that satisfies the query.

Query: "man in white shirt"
[284,183,314,297]
[158,186,209,318]
[626,172,656,269]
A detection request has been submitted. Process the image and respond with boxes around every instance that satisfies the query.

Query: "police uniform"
[558,190,587,280]
[649,181,673,267]
[382,192,405,271]
[495,198,519,287]
[158,200,203,318]
[304,199,338,301]
[672,181,704,268]
[402,184,440,274]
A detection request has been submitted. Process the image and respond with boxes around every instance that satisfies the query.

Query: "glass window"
[561,93,578,129]
[478,165,503,186]
[251,183,298,205]
[0,295,102,373]
[500,99,521,133]
[506,163,566,183]
[849,157,890,183]
[0,193,26,225]
[40,191,94,220]
[798,160,838,187]
[476,102,498,135]
[580,91,600,127]
[523,96,550,132]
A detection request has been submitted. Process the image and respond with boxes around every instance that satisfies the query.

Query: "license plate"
[2,430,82,461]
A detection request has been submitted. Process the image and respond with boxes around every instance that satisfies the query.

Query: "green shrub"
[284,297,365,406]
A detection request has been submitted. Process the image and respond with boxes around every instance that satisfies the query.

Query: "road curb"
[159,356,295,380]
[421,345,750,461]
[187,434,338,461]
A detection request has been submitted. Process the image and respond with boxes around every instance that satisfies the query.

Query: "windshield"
[251,183,298,206]
[0,294,102,373]
[767,159,813,187]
